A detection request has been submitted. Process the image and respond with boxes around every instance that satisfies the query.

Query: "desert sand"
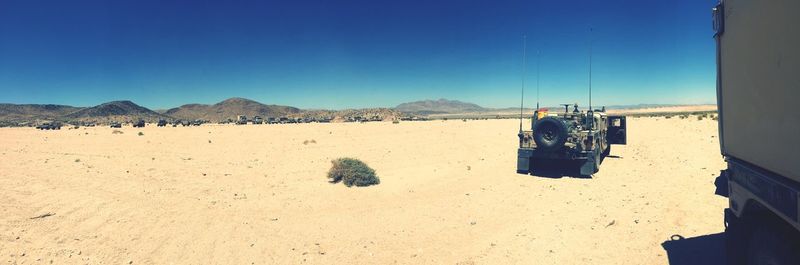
[1,117,727,264]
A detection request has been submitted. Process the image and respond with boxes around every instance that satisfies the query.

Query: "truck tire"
[745,216,800,265]
[533,117,568,151]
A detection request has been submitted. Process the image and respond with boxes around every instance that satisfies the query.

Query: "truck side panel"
[718,0,800,182]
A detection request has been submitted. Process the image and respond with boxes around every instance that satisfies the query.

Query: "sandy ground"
[1,117,727,264]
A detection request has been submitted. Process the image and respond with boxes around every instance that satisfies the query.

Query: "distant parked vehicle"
[157,119,168,127]
[236,115,248,125]
[36,122,62,130]
[253,116,263,124]
[191,119,203,126]
[132,119,145,128]
[110,122,122,128]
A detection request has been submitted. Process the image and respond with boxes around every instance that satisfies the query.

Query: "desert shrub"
[112,130,124,134]
[327,158,380,187]
[712,116,719,121]
[665,115,672,119]
[697,116,704,121]
[138,132,144,136]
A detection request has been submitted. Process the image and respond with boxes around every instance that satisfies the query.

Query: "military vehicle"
[36,122,62,130]
[132,119,145,128]
[110,122,122,128]
[236,115,247,125]
[157,119,168,127]
[516,104,626,176]
[191,119,203,126]
[712,1,800,263]
[253,116,263,124]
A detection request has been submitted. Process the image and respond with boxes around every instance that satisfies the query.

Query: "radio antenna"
[588,27,593,114]
[536,49,540,110]
[519,35,527,132]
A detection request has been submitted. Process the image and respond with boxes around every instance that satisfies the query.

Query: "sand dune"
[0,117,726,264]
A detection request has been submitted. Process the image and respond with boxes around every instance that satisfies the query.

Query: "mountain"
[394,99,486,114]
[0,104,83,123]
[164,97,301,122]
[63,100,169,122]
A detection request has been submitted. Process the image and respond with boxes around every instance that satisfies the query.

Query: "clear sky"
[0,0,718,110]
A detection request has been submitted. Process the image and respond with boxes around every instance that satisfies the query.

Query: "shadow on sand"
[661,233,726,265]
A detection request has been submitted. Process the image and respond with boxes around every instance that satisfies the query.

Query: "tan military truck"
[713,0,800,263]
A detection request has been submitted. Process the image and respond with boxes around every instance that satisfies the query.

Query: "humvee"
[157,119,168,127]
[236,115,247,125]
[517,104,627,177]
[132,119,145,128]
[36,122,62,130]
[110,122,122,128]
[252,116,263,124]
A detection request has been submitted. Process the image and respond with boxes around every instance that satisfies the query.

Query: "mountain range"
[0,98,408,125]
[163,98,302,122]
[394,99,486,114]
[0,97,706,126]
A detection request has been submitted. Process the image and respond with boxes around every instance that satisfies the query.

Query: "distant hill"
[395,99,486,114]
[0,104,83,123]
[164,97,301,122]
[63,100,170,122]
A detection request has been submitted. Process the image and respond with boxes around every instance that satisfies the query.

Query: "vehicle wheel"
[745,217,800,265]
[533,117,568,151]
[602,144,610,158]
[593,148,600,173]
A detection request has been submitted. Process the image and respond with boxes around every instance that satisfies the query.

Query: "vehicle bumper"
[517,147,595,174]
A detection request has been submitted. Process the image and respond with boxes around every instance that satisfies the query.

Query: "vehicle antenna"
[588,27,593,114]
[519,34,527,132]
[536,49,541,110]
[588,27,594,130]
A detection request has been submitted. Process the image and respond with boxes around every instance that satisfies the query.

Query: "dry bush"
[138,132,144,136]
[697,116,704,121]
[665,115,672,119]
[112,130,124,134]
[327,158,380,187]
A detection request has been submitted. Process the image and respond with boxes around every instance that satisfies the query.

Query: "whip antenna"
[536,49,540,110]
[519,35,527,132]
[588,27,593,114]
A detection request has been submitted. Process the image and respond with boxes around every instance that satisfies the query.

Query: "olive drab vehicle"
[517,104,626,177]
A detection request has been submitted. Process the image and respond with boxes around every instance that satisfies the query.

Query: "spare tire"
[533,117,568,151]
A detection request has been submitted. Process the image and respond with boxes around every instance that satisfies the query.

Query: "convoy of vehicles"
[713,0,800,264]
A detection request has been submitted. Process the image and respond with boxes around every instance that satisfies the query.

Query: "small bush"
[327,158,380,187]
[697,116,704,121]
[112,130,124,134]
[665,115,672,119]
[138,132,144,136]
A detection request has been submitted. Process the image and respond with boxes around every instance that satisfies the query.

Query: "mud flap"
[580,153,598,176]
[517,149,532,174]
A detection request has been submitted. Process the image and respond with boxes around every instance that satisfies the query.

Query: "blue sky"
[0,0,718,109]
